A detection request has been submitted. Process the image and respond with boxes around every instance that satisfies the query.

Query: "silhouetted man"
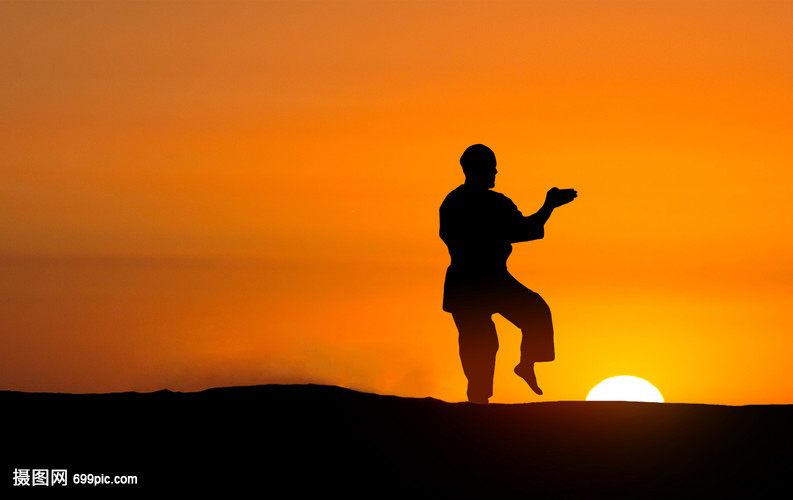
[440,144,577,404]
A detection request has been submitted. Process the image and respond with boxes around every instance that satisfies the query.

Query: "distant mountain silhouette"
[4,385,792,497]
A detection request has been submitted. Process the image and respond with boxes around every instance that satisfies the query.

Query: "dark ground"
[3,384,792,497]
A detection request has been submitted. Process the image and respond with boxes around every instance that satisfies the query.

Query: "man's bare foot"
[514,363,543,395]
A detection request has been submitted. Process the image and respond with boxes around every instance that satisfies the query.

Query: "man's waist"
[447,261,509,276]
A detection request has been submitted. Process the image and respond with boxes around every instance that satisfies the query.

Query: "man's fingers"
[549,188,577,206]
[561,188,577,200]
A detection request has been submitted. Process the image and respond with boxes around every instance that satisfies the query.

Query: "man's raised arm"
[510,188,577,243]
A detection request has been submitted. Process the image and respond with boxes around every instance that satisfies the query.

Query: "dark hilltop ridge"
[4,384,792,497]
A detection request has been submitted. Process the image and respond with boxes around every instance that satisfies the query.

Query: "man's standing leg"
[452,311,498,404]
[498,276,555,395]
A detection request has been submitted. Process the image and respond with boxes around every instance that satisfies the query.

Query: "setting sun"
[586,376,664,403]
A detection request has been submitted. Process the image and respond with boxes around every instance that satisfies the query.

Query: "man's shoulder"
[440,185,466,208]
[485,189,518,210]
[441,186,516,208]
[488,189,513,202]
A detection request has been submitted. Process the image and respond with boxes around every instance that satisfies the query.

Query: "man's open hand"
[546,187,578,208]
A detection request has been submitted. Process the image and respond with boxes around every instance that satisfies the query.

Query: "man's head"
[460,144,497,189]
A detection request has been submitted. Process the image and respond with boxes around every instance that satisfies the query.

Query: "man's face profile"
[461,144,497,190]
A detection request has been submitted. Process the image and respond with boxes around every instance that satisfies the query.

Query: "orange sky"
[1,1,792,404]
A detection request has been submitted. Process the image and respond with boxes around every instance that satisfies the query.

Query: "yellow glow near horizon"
[586,376,664,403]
